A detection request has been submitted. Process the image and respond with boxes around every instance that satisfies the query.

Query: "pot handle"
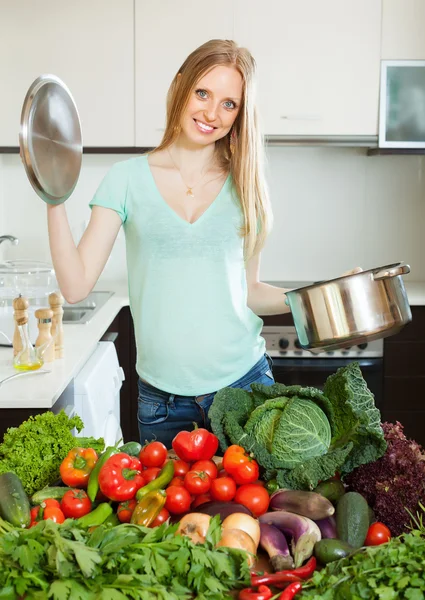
[372,262,410,281]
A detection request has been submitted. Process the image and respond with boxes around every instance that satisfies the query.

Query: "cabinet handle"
[280,114,321,121]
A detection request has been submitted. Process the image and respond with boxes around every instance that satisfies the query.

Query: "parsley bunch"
[0,515,250,599]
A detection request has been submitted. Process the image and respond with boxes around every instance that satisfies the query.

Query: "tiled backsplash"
[1,147,424,284]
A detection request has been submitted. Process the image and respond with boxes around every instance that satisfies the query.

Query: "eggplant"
[197,501,252,520]
[260,522,294,571]
[315,515,337,539]
[270,489,335,521]
[259,510,321,568]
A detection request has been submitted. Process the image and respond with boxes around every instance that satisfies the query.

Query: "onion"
[176,513,211,544]
[216,528,257,567]
[222,513,261,548]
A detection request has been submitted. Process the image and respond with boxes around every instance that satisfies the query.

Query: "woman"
[47,40,294,448]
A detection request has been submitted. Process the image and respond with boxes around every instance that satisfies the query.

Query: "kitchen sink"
[62,291,114,324]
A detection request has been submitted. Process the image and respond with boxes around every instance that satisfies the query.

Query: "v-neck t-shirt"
[89,155,265,395]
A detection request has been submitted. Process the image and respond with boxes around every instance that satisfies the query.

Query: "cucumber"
[336,491,369,549]
[31,486,73,505]
[314,479,345,505]
[119,441,142,457]
[314,539,354,565]
[0,472,31,528]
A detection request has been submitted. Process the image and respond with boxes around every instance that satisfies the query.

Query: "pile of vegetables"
[209,362,387,490]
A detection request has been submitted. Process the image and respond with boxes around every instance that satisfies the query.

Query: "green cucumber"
[119,441,142,457]
[314,479,345,505]
[314,539,354,565]
[31,486,73,505]
[0,472,31,528]
[336,491,369,549]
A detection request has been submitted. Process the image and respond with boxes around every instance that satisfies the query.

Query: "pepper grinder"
[49,291,65,359]
[34,308,55,363]
[12,295,29,357]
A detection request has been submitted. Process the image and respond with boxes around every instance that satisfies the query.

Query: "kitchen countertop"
[0,279,424,410]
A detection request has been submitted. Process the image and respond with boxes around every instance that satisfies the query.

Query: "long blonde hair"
[153,39,272,260]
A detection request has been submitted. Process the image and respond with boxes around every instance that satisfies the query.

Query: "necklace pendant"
[186,188,194,198]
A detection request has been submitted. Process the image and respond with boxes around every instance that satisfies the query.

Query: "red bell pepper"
[59,447,98,488]
[98,452,146,501]
[172,425,219,462]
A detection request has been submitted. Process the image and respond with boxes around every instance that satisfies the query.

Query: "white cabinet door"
[135,0,234,147]
[382,0,425,59]
[0,0,134,147]
[235,0,382,136]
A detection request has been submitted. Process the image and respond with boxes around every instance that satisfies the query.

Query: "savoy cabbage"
[209,362,387,490]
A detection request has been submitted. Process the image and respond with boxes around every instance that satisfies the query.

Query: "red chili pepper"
[278,582,302,600]
[238,585,273,600]
[172,425,219,462]
[292,556,316,579]
[251,556,316,588]
[98,452,145,501]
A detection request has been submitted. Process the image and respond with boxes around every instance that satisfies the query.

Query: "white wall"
[0,147,424,285]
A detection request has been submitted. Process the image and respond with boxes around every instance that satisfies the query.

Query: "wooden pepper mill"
[49,291,65,359]
[34,308,55,363]
[12,295,29,357]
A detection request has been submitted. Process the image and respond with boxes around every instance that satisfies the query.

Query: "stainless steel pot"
[285,262,411,353]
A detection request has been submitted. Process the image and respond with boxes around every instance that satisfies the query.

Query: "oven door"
[271,358,384,408]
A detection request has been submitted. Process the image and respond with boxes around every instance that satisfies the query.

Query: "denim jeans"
[137,354,274,449]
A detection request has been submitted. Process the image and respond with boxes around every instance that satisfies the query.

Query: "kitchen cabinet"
[382,0,425,59]
[0,0,134,147]
[234,0,382,136]
[134,0,234,147]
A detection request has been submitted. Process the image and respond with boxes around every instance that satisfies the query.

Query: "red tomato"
[43,506,65,523]
[165,485,192,515]
[168,476,185,487]
[117,498,137,523]
[60,489,92,519]
[171,459,191,478]
[365,522,391,546]
[150,507,170,527]
[217,469,229,478]
[41,498,61,509]
[191,493,212,509]
[191,460,218,480]
[30,506,41,523]
[142,467,161,482]
[223,445,260,485]
[210,476,237,502]
[234,484,269,517]
[184,471,211,495]
[139,441,168,468]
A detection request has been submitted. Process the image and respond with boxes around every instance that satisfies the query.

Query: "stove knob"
[357,343,368,350]
[279,338,289,350]
[294,339,302,350]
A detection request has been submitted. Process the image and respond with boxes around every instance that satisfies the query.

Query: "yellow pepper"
[130,489,167,526]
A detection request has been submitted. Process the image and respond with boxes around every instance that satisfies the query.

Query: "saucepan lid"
[19,74,83,205]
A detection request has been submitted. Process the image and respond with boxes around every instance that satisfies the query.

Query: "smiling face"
[179,65,243,146]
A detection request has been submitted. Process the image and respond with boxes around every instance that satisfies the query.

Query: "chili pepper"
[292,556,316,579]
[251,572,301,587]
[238,584,273,600]
[59,447,98,488]
[98,452,145,501]
[136,459,175,501]
[87,445,120,502]
[77,502,113,528]
[278,582,302,600]
[172,425,219,462]
[130,489,167,526]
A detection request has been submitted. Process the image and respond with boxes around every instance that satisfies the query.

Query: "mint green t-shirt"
[90,155,265,395]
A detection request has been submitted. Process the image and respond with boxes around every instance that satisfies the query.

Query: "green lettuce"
[209,362,387,490]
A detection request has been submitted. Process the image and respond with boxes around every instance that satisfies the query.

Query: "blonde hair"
[153,39,272,260]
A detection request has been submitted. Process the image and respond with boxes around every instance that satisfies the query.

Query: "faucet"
[0,235,19,246]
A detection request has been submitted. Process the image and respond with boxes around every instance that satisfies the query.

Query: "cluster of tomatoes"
[30,489,92,526]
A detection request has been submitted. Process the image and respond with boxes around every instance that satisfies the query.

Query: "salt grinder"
[49,291,65,359]
[34,308,55,363]
[12,295,29,356]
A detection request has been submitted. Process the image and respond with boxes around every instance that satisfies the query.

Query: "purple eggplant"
[259,510,321,568]
[270,489,335,520]
[315,515,337,539]
[260,522,294,571]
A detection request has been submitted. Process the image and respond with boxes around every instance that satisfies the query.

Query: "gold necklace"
[168,149,208,198]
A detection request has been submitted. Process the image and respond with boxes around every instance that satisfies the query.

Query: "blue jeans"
[137,354,274,449]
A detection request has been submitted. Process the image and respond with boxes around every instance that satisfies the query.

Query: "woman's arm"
[246,253,291,316]
[47,204,122,304]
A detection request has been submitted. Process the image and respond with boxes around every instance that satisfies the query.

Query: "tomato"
[365,522,391,546]
[150,507,170,527]
[165,485,192,515]
[41,498,61,509]
[139,441,168,468]
[223,445,260,485]
[142,467,161,482]
[217,469,230,478]
[184,470,211,495]
[30,506,41,525]
[191,493,212,509]
[171,459,191,478]
[235,484,270,517]
[210,476,237,502]
[168,476,185,487]
[43,506,65,523]
[60,489,92,519]
[117,498,137,523]
[191,460,218,480]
